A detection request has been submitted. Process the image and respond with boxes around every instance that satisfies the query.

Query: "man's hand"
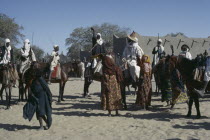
[122,58,127,63]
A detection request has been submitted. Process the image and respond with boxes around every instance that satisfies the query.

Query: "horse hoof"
[61,99,65,101]
[5,106,12,110]
[186,114,191,118]
[196,115,201,119]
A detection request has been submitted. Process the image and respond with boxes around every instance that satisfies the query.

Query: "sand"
[0,78,210,140]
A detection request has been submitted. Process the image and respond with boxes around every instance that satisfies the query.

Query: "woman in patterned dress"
[100,54,123,116]
[135,55,152,110]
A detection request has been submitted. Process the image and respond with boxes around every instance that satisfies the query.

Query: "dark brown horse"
[18,62,73,102]
[165,55,210,118]
[0,64,14,109]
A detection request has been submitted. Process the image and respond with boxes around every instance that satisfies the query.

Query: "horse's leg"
[5,87,10,109]
[61,82,66,101]
[84,78,91,97]
[121,82,127,109]
[194,98,201,119]
[186,97,193,117]
[8,87,12,109]
[58,82,62,102]
[0,86,4,101]
[83,78,88,97]
[127,86,131,95]
[19,80,24,101]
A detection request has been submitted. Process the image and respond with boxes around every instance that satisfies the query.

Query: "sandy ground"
[0,78,210,140]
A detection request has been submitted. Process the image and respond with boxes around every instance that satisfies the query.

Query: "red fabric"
[51,65,58,78]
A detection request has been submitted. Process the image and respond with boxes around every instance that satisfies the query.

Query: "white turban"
[5,38,10,43]
[96,33,103,45]
[5,38,10,47]
[24,39,31,50]
[158,39,162,43]
[53,45,59,48]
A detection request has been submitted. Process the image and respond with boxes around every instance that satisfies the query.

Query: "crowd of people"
[0,28,209,130]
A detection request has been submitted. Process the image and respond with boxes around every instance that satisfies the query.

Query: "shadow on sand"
[0,123,38,131]
[173,121,210,130]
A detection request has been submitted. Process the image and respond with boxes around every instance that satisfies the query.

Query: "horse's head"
[164,55,179,77]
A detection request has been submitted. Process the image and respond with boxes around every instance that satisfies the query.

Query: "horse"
[18,61,73,102]
[0,64,15,109]
[165,55,210,118]
[153,58,188,108]
[83,55,141,109]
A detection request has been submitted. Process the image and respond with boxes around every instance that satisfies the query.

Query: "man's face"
[97,35,100,39]
[6,42,10,47]
[128,39,133,45]
[157,41,161,46]
[55,47,59,51]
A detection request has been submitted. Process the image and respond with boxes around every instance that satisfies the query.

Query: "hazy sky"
[1,0,209,54]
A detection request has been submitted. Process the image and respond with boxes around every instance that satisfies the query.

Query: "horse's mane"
[172,56,197,78]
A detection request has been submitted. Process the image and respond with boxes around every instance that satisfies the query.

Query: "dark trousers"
[83,77,92,97]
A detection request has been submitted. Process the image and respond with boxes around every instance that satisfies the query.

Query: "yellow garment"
[142,55,151,64]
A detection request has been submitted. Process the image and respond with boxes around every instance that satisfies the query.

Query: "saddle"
[51,65,61,79]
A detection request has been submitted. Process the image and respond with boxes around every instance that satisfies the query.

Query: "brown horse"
[18,61,73,102]
[0,65,14,109]
[83,57,127,109]
[153,58,188,108]
[165,55,210,118]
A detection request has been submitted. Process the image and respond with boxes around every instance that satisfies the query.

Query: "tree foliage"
[0,13,24,46]
[31,45,44,61]
[65,23,130,59]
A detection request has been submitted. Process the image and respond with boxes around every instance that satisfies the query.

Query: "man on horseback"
[20,39,36,79]
[0,38,19,87]
[122,31,144,83]
[48,45,60,84]
[179,44,192,60]
[152,39,165,67]
[90,27,106,69]
[194,48,210,97]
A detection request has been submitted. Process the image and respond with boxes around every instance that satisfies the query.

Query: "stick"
[191,40,198,48]
[147,38,152,45]
[177,39,184,49]
[163,39,170,46]
[170,45,174,56]
[202,40,208,47]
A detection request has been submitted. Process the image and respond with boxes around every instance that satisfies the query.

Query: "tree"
[0,13,24,46]
[65,23,130,59]
[31,45,44,61]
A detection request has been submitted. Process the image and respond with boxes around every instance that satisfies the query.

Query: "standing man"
[20,39,36,77]
[78,61,85,80]
[122,31,144,82]
[152,39,165,67]
[48,45,60,84]
[179,44,192,60]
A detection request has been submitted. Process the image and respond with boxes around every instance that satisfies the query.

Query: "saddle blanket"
[51,65,61,79]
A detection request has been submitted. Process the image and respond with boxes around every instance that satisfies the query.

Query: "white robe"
[204,57,210,82]
[122,42,144,82]
[50,51,60,71]
[179,51,192,60]
[78,62,85,80]
[20,46,36,74]
[0,46,11,65]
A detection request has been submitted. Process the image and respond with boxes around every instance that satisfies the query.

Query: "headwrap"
[96,33,103,45]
